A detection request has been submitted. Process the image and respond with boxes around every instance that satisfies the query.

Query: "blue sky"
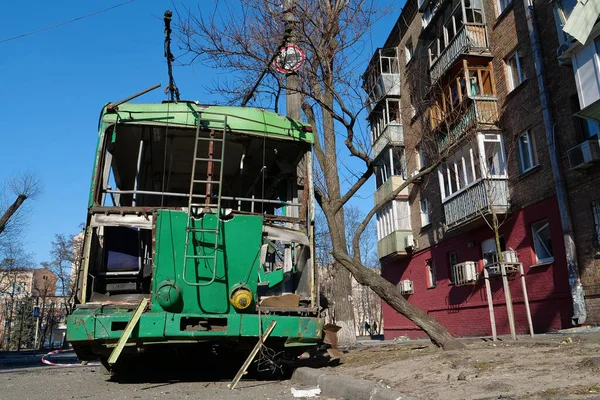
[0,0,402,265]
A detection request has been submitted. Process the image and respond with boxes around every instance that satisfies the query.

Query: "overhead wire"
[0,0,136,44]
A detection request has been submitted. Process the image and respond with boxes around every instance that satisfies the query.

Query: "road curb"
[292,367,419,400]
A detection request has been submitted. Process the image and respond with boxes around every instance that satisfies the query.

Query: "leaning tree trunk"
[0,194,26,235]
[324,201,356,345]
[331,261,356,344]
[334,252,465,350]
[316,60,357,344]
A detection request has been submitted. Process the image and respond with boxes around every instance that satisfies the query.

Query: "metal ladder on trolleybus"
[182,115,227,287]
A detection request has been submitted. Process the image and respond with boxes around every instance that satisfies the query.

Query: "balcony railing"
[377,230,413,260]
[372,123,403,159]
[374,175,409,207]
[430,23,489,84]
[443,178,509,229]
[365,73,401,114]
[436,96,499,152]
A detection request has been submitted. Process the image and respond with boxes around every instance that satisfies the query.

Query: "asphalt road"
[0,352,316,400]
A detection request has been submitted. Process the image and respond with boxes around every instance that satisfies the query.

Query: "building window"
[369,98,401,144]
[593,201,600,246]
[438,133,506,200]
[506,51,525,92]
[482,236,506,265]
[517,130,536,173]
[553,0,577,44]
[375,147,406,188]
[532,220,554,264]
[420,198,430,227]
[416,146,427,171]
[497,0,512,15]
[405,40,414,64]
[448,251,458,284]
[376,200,411,240]
[427,259,436,288]
[465,0,484,23]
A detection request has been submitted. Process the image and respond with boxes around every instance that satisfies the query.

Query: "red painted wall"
[381,196,574,339]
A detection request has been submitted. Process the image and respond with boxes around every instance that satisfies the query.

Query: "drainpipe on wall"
[522,0,587,325]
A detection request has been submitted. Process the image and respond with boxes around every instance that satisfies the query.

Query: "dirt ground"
[326,331,600,400]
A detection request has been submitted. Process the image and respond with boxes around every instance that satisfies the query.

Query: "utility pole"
[283,0,301,120]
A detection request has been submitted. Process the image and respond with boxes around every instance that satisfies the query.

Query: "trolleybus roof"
[100,102,314,144]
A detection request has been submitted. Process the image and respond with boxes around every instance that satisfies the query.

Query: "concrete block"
[291,367,419,400]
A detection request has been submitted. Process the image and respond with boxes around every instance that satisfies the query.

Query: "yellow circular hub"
[230,287,253,310]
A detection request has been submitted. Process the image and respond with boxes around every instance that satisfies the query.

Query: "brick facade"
[368,0,600,338]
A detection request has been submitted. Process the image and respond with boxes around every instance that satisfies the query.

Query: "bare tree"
[42,233,80,314]
[316,205,379,333]
[0,242,35,349]
[176,0,464,349]
[0,171,42,239]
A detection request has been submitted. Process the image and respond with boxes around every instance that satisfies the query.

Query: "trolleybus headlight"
[229,286,253,310]
[156,281,182,311]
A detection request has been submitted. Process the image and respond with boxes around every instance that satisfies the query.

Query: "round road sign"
[273,45,306,73]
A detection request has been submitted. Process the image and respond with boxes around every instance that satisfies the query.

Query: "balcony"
[363,48,401,114]
[436,96,499,152]
[374,175,409,206]
[430,24,490,84]
[378,230,414,260]
[372,123,403,159]
[443,178,509,229]
[365,74,401,114]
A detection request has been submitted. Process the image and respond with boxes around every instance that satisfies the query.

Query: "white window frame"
[497,0,512,15]
[448,251,458,284]
[417,146,426,170]
[427,259,437,288]
[420,198,430,227]
[532,220,554,264]
[506,51,525,92]
[438,133,507,201]
[553,0,577,45]
[517,130,536,173]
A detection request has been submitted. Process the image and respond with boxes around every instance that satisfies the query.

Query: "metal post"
[500,262,516,340]
[132,140,144,207]
[519,263,534,337]
[483,267,497,341]
[34,315,39,350]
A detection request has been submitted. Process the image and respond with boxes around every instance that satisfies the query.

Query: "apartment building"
[0,268,67,348]
[364,0,600,338]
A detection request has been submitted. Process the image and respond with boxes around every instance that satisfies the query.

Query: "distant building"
[364,0,600,338]
[0,268,67,348]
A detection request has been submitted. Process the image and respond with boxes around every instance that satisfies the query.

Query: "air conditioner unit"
[487,249,520,275]
[502,249,519,264]
[491,249,519,264]
[452,261,478,286]
[398,279,414,295]
[568,140,600,169]
[404,234,416,250]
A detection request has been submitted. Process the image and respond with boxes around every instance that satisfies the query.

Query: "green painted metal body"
[68,102,322,355]
[67,311,323,342]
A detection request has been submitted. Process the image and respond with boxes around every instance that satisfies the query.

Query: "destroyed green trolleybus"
[66,100,323,373]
